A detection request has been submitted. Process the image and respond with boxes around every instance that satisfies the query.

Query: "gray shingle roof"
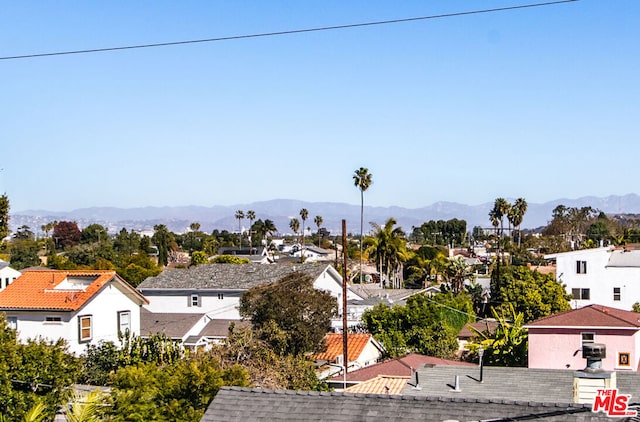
[201,386,614,421]
[403,365,640,405]
[137,263,337,291]
[198,319,250,337]
[140,309,203,339]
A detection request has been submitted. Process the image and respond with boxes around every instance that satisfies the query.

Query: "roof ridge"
[217,386,593,408]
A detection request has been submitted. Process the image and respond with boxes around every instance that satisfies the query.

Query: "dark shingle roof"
[201,386,613,421]
[140,309,203,339]
[198,319,250,337]
[403,365,640,405]
[138,263,337,291]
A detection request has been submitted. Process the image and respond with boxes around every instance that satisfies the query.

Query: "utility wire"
[0,0,578,61]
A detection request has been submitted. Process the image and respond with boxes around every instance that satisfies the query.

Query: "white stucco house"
[137,263,364,332]
[545,246,640,311]
[0,260,21,291]
[0,269,149,355]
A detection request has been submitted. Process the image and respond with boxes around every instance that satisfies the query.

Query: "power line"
[0,0,578,61]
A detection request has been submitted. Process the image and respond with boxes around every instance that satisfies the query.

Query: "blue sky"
[2,0,639,212]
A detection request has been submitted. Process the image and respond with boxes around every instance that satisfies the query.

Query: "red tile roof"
[526,304,640,328]
[332,353,475,382]
[0,269,148,311]
[314,333,377,362]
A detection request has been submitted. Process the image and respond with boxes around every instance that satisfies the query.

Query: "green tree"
[299,208,308,250]
[9,240,41,270]
[443,256,474,294]
[491,265,571,323]
[190,250,208,266]
[469,304,528,367]
[246,211,255,254]
[81,224,109,245]
[362,291,474,359]
[313,215,323,246]
[211,255,250,264]
[364,217,409,289]
[510,198,528,247]
[0,194,9,241]
[353,167,373,282]
[234,210,245,248]
[239,271,337,356]
[13,225,35,241]
[152,224,171,267]
[289,218,300,243]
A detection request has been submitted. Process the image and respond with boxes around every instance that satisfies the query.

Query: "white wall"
[142,291,243,319]
[0,266,21,291]
[551,247,640,310]
[8,281,143,355]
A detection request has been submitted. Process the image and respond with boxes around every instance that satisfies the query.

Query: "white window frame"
[117,311,131,336]
[189,294,201,307]
[581,332,595,347]
[79,315,93,342]
[613,287,621,301]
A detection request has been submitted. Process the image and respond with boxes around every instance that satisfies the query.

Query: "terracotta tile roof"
[344,375,409,395]
[314,333,377,362]
[526,304,640,328]
[332,353,475,382]
[0,269,148,311]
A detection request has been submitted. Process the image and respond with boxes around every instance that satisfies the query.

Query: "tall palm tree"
[353,167,373,282]
[299,208,308,253]
[364,217,408,288]
[508,198,528,247]
[289,218,300,243]
[247,210,256,254]
[314,215,323,246]
[235,210,245,248]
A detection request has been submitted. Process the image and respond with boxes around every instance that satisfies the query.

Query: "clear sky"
[2,0,639,213]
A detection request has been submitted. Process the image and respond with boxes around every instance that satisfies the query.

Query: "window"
[7,316,17,330]
[189,294,201,307]
[572,288,590,300]
[117,311,131,336]
[217,293,224,300]
[78,315,92,342]
[618,352,631,367]
[581,332,595,346]
[576,260,587,274]
[614,287,621,301]
[45,316,62,323]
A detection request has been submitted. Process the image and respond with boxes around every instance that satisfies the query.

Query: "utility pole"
[342,219,348,384]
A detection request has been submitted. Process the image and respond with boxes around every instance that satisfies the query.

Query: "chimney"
[573,343,616,404]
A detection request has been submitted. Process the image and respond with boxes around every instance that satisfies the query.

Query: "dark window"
[189,294,201,307]
[572,288,590,300]
[45,316,62,322]
[614,287,621,301]
[217,293,224,300]
[576,260,587,274]
[581,332,595,346]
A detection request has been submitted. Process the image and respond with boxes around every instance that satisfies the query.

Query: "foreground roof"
[138,263,338,290]
[0,269,148,311]
[201,386,613,421]
[526,304,640,329]
[403,365,640,405]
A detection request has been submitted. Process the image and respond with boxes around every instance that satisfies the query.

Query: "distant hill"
[10,194,640,237]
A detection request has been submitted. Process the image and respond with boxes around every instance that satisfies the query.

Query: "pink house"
[525,304,640,372]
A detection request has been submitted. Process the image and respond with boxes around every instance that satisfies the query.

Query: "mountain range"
[10,194,640,237]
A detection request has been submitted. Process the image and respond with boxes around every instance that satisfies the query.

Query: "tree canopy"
[239,271,337,356]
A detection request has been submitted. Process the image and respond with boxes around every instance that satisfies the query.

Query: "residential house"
[525,304,640,372]
[0,269,148,355]
[314,333,385,383]
[201,385,615,421]
[137,263,363,329]
[545,246,640,310]
[0,260,21,291]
